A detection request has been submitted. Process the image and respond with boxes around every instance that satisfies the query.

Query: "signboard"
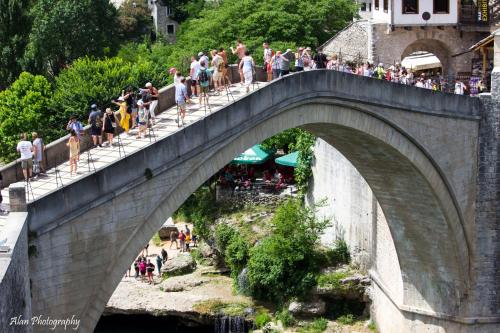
[477,0,490,24]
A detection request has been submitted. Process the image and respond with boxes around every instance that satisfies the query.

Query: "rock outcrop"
[161,254,196,276]
[288,300,326,317]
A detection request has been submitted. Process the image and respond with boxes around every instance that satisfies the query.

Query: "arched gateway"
[26,71,498,332]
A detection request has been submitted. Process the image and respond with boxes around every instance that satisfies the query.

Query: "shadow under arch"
[401,38,450,75]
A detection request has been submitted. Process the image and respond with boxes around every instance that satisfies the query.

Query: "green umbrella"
[232,145,271,164]
[275,151,299,167]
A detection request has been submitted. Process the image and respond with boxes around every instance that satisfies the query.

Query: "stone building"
[322,0,497,78]
[147,0,179,43]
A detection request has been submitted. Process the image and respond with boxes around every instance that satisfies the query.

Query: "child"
[136,100,148,139]
[67,130,80,176]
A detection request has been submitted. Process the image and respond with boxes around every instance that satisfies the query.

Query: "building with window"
[148,0,179,43]
[322,0,497,79]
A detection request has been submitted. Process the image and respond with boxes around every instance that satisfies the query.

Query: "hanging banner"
[477,0,490,24]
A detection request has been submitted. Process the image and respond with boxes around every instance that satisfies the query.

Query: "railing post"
[9,183,26,212]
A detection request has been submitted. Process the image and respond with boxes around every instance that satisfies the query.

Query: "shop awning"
[232,145,271,164]
[275,151,299,167]
[402,52,442,71]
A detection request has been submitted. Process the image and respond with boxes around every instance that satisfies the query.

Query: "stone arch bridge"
[24,70,499,332]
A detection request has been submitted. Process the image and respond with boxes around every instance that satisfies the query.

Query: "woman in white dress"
[239,50,255,93]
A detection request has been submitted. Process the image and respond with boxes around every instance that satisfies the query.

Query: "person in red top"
[178,231,186,253]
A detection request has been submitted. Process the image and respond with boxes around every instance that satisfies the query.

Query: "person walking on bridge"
[88,104,103,147]
[239,50,255,93]
[231,39,246,84]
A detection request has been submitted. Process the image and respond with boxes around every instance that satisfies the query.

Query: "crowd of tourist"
[218,164,292,194]
[125,224,196,284]
[13,38,486,182]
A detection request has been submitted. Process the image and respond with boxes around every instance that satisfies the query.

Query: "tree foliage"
[0,73,58,162]
[247,199,330,303]
[0,0,31,89]
[118,0,153,41]
[161,0,207,23]
[23,0,119,77]
[52,57,166,125]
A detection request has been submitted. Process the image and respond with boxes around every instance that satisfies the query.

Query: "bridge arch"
[27,71,480,331]
[401,38,450,75]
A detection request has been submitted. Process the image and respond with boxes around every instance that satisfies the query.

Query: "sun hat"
[118,96,125,102]
[145,82,152,88]
[198,52,204,57]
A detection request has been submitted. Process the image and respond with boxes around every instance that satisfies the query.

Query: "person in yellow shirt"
[112,96,130,133]
[185,233,191,252]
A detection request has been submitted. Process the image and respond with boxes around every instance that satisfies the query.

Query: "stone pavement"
[0,82,266,237]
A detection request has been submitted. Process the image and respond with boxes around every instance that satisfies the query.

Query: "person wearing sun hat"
[103,107,116,146]
[112,95,130,133]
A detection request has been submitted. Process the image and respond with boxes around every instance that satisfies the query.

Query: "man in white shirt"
[190,56,201,97]
[17,133,34,181]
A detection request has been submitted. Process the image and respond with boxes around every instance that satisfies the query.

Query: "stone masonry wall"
[321,20,370,62]
[0,213,32,333]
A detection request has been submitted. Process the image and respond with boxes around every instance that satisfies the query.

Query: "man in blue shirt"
[175,77,189,126]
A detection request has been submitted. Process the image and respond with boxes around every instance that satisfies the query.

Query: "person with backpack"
[88,104,103,147]
[195,61,212,105]
[313,48,327,69]
[103,108,117,146]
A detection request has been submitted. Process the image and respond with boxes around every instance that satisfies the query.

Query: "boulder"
[158,222,178,240]
[288,300,326,317]
[161,254,196,276]
[199,241,215,258]
[263,320,284,333]
[160,277,206,292]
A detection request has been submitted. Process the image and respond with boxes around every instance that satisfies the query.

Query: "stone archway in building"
[401,38,451,75]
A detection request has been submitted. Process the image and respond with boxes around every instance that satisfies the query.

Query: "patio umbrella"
[275,151,299,167]
[232,145,271,164]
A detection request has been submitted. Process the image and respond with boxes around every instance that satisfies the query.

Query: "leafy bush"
[293,131,316,194]
[174,186,217,240]
[299,318,328,333]
[328,239,351,265]
[0,72,60,162]
[247,199,330,303]
[275,309,295,327]
[214,224,238,254]
[190,248,203,263]
[224,234,250,277]
[52,56,166,126]
[337,314,355,325]
[368,321,377,331]
[255,311,272,328]
[317,271,349,290]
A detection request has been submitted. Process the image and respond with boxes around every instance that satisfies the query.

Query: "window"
[165,6,172,17]
[434,0,449,13]
[361,2,367,11]
[383,0,388,12]
[167,24,175,35]
[403,0,418,14]
[375,0,379,10]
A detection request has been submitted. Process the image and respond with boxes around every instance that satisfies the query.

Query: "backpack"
[95,114,103,128]
[199,69,209,84]
[217,60,224,72]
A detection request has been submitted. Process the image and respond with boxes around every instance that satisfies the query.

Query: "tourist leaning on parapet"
[144,82,159,125]
[17,133,33,181]
[103,108,116,146]
[88,104,103,148]
[32,132,45,175]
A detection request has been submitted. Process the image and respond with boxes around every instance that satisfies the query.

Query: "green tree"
[0,0,32,89]
[52,56,166,125]
[118,0,153,41]
[247,199,330,303]
[0,73,58,162]
[161,0,207,23]
[23,0,119,77]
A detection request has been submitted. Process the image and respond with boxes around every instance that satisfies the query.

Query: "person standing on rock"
[156,255,163,277]
[139,259,147,281]
[179,230,186,253]
[169,230,178,249]
[161,248,168,263]
[134,258,140,278]
[146,259,155,284]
